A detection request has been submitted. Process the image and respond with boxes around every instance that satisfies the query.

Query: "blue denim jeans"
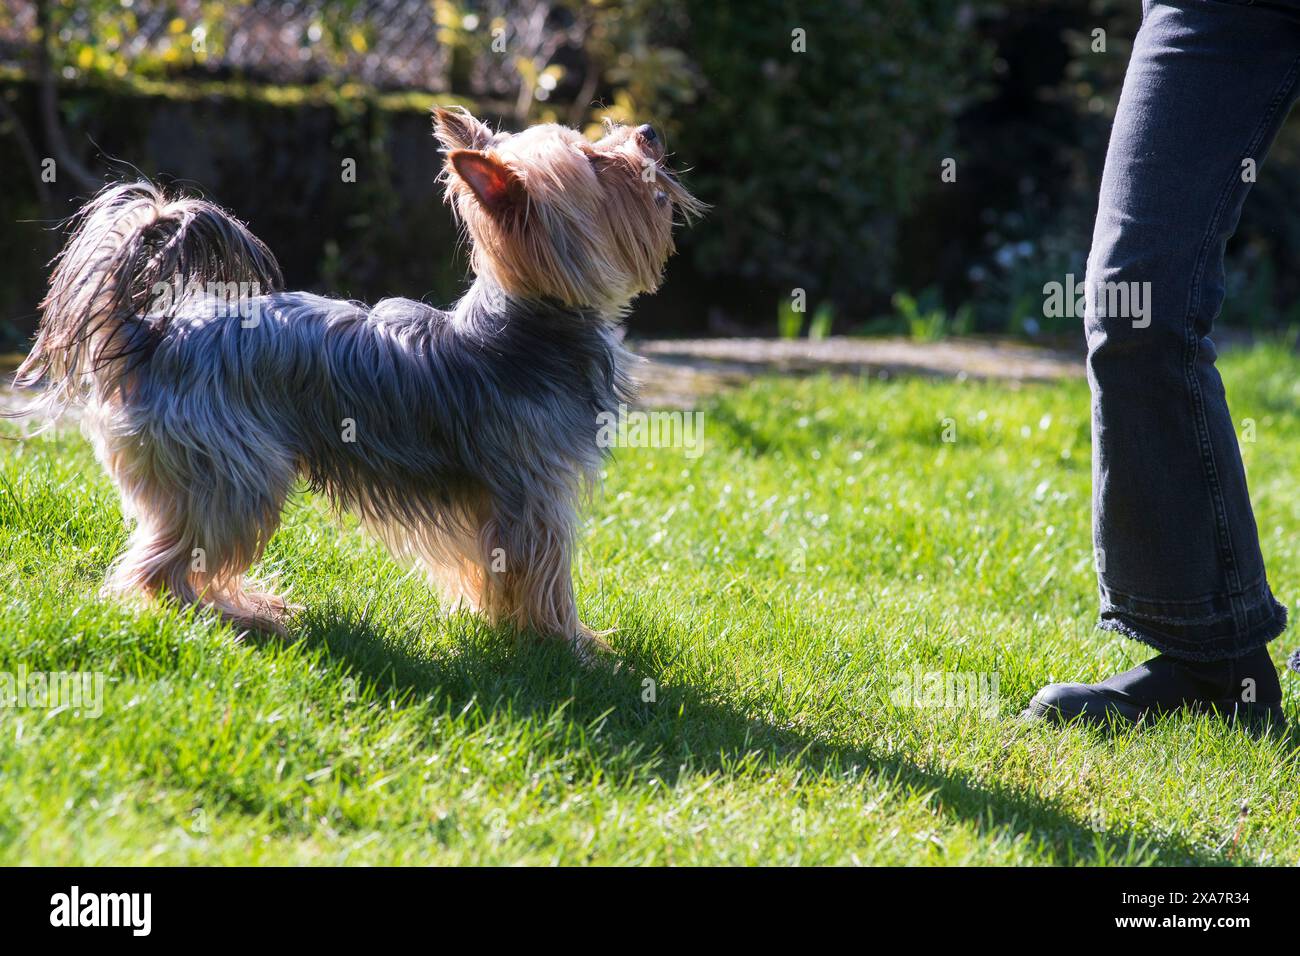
[1087,0,1297,660]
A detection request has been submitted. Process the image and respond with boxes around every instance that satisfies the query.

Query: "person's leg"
[1029,0,1300,727]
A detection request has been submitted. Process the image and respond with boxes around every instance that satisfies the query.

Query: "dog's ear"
[433,107,494,151]
[448,150,525,216]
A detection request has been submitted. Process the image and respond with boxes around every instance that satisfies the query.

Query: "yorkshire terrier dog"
[12,107,702,660]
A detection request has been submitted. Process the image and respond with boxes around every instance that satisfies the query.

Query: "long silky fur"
[81,277,635,645]
[11,111,696,658]
[9,182,638,651]
[12,181,281,423]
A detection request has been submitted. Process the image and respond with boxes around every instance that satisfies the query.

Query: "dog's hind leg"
[104,499,202,609]
[106,480,294,634]
[95,412,296,634]
[195,490,297,635]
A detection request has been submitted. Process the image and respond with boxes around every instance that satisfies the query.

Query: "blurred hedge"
[670,0,986,313]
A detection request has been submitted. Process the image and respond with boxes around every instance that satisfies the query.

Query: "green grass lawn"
[2,343,1299,865]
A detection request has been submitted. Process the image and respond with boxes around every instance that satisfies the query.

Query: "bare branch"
[34,0,100,194]
[0,92,53,213]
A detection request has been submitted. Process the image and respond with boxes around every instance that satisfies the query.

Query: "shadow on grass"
[294,603,1230,866]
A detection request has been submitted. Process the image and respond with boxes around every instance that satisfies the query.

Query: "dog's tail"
[9,180,282,423]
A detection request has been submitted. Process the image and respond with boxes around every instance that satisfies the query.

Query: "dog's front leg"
[477,497,608,662]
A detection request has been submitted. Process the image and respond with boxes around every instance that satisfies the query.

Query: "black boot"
[1024,646,1285,731]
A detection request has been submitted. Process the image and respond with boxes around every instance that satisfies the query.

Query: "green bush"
[669,0,990,313]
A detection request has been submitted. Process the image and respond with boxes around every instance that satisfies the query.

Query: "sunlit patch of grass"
[1,345,1297,864]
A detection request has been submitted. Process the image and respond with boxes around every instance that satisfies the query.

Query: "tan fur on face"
[434,108,704,316]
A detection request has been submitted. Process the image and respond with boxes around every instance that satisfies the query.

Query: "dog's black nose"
[637,124,658,144]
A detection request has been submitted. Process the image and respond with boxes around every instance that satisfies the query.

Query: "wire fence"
[0,0,452,91]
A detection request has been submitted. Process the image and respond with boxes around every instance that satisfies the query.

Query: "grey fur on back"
[139,279,637,528]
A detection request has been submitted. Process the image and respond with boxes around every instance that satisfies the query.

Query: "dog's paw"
[570,627,619,669]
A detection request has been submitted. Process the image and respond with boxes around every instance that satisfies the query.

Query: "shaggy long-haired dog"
[11,107,702,659]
